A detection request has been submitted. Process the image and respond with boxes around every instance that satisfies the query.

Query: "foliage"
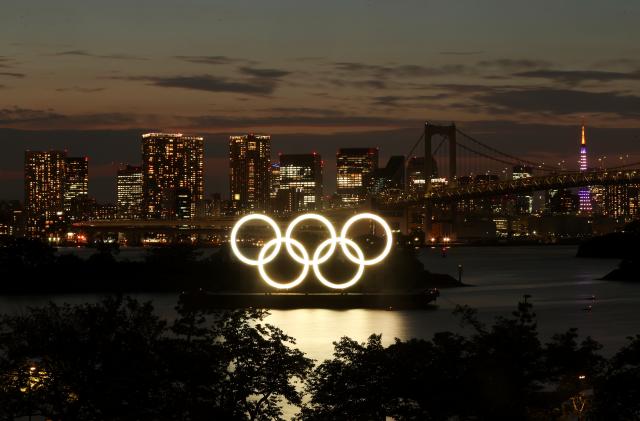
[1,295,638,420]
[0,237,456,294]
[0,296,312,421]
[299,300,619,420]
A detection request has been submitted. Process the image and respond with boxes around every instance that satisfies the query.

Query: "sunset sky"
[1,0,639,201]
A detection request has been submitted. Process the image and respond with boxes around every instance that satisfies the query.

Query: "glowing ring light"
[230,213,282,266]
[230,213,393,289]
[258,238,309,289]
[312,238,365,289]
[340,213,393,266]
[285,213,337,265]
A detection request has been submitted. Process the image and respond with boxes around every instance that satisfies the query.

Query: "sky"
[1,0,640,201]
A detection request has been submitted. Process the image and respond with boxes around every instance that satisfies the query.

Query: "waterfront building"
[368,156,405,196]
[512,165,533,214]
[278,153,323,212]
[0,200,24,237]
[406,156,439,195]
[229,134,271,212]
[142,132,204,219]
[602,184,640,219]
[63,156,89,221]
[24,150,67,237]
[336,147,378,203]
[117,165,143,219]
[546,189,579,215]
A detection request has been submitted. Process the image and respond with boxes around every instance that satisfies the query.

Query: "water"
[1,246,637,363]
[266,246,637,361]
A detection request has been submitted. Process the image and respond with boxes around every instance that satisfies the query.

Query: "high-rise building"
[336,148,378,203]
[142,133,204,219]
[578,124,592,214]
[602,184,640,219]
[0,200,24,237]
[406,156,438,195]
[368,156,405,196]
[269,163,281,200]
[24,150,67,237]
[512,165,533,214]
[229,134,271,212]
[64,156,89,221]
[279,153,323,212]
[117,165,143,219]
[91,202,118,220]
[546,189,579,215]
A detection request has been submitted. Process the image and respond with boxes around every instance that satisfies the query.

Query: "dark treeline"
[0,236,457,294]
[0,296,639,420]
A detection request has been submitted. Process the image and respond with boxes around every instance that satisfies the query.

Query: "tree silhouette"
[0,296,312,420]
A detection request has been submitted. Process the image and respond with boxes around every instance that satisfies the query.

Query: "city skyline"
[1,1,640,201]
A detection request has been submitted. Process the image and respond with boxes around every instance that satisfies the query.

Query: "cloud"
[265,107,346,117]
[186,114,419,129]
[333,62,470,79]
[430,83,500,94]
[0,57,14,68]
[238,66,290,78]
[0,72,25,78]
[371,94,450,107]
[591,58,640,69]
[55,86,105,93]
[477,59,551,70]
[475,88,640,117]
[0,106,143,129]
[0,107,64,125]
[513,69,640,85]
[115,74,279,95]
[175,55,255,65]
[327,78,387,89]
[53,50,148,61]
[440,50,484,56]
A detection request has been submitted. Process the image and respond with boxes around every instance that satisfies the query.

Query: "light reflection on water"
[265,246,638,361]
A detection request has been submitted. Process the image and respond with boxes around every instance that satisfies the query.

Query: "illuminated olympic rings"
[230,213,393,290]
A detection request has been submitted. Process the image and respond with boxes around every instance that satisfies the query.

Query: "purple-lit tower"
[578,123,592,214]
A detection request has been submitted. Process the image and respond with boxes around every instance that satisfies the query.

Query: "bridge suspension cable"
[456,142,528,169]
[606,161,640,170]
[456,128,559,171]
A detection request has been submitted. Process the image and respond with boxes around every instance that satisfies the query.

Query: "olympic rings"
[230,212,393,289]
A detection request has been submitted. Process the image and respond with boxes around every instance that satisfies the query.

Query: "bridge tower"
[423,122,457,238]
[424,122,457,189]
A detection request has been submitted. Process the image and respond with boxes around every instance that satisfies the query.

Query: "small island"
[577,220,640,282]
[0,236,461,308]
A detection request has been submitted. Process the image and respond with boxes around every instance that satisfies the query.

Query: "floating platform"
[181,289,440,310]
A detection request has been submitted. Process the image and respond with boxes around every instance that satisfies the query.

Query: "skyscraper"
[279,153,323,212]
[406,156,439,195]
[24,150,66,237]
[229,134,271,212]
[336,148,378,203]
[269,162,281,200]
[578,124,592,214]
[117,165,143,219]
[142,133,204,219]
[512,165,533,214]
[602,185,640,219]
[64,156,89,221]
[368,156,405,195]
